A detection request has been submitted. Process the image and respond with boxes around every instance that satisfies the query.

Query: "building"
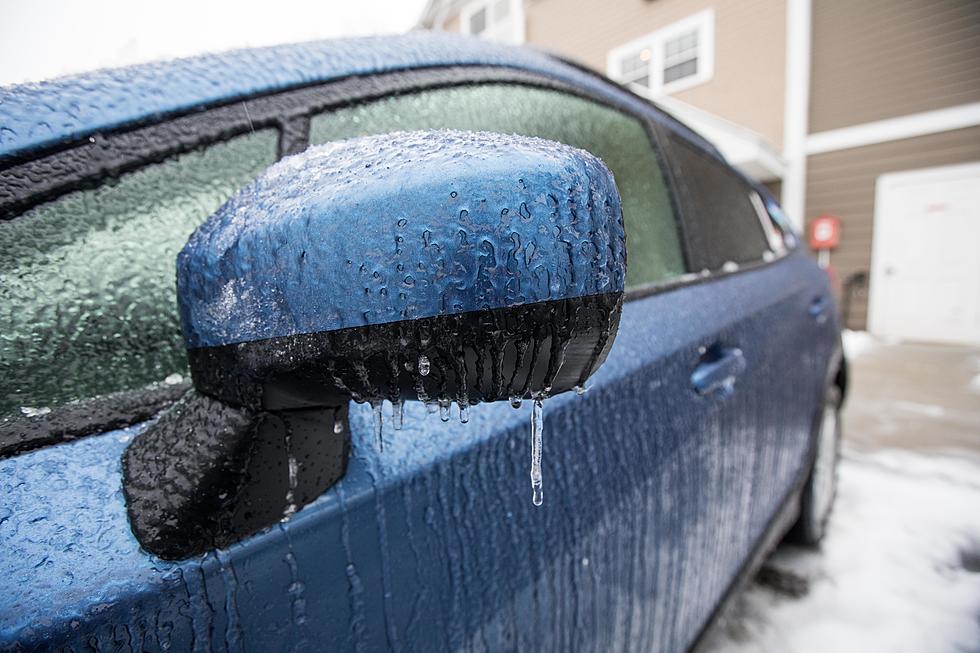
[417,0,980,344]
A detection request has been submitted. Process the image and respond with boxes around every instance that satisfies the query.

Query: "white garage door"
[868,161,980,346]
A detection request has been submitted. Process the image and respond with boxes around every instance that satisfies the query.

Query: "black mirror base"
[121,389,349,560]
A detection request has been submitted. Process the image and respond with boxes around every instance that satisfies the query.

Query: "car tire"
[788,384,841,546]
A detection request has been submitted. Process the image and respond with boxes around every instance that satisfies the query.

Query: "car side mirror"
[123,130,627,559]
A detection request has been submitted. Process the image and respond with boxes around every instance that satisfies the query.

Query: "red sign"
[809,215,840,250]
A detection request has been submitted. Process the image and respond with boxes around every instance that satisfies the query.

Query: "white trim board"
[806,103,980,156]
[606,9,715,97]
[780,0,811,232]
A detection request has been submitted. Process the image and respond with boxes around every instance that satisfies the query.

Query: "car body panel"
[0,248,838,651]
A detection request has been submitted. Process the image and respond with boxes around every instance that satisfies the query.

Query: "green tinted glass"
[0,131,277,416]
[310,84,684,288]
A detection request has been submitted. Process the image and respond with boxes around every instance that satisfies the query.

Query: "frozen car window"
[664,134,771,271]
[0,131,277,416]
[309,84,685,288]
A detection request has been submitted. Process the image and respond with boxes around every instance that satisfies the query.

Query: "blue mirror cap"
[177,129,627,350]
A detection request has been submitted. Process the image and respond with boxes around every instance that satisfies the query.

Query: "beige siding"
[805,125,980,328]
[810,0,980,133]
[425,0,787,147]
[442,14,460,33]
[520,0,788,148]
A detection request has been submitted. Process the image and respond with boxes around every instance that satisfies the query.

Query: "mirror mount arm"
[122,389,349,560]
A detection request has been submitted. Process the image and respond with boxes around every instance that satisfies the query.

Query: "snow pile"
[842,329,882,361]
[708,448,980,653]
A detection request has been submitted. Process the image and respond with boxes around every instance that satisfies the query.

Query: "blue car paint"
[178,130,626,349]
[0,32,717,162]
[0,249,838,651]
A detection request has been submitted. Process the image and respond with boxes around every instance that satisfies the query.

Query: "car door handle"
[691,346,746,398]
[809,295,830,322]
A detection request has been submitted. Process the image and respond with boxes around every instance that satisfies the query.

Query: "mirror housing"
[180,129,626,410]
[124,130,626,559]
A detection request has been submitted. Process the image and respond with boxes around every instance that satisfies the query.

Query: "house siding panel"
[805,125,980,329]
[521,0,787,148]
[810,0,980,133]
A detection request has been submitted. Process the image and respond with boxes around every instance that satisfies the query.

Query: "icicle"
[418,355,430,376]
[510,396,522,409]
[392,399,404,431]
[439,399,451,422]
[530,398,544,507]
[574,385,586,396]
[459,403,470,424]
[371,400,384,451]
[282,423,298,520]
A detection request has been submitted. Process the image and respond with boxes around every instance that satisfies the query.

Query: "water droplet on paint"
[418,355,430,376]
[575,385,586,396]
[530,398,544,507]
[333,420,343,434]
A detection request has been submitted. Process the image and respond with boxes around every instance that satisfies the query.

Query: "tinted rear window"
[666,135,770,271]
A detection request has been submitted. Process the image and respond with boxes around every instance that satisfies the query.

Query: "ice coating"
[0,32,718,162]
[0,249,838,651]
[177,129,626,349]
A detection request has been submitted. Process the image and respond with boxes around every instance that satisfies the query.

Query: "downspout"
[781,0,812,232]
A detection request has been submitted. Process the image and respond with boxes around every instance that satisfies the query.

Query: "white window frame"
[606,9,715,96]
[460,0,525,45]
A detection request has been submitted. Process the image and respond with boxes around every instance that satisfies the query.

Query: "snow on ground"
[705,447,980,653]
[842,329,882,361]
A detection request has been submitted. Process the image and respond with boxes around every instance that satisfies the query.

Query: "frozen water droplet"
[418,355,430,376]
[510,396,522,409]
[20,406,51,417]
[426,402,439,414]
[287,456,298,490]
[392,399,404,431]
[459,403,469,424]
[530,398,544,507]
[333,420,343,434]
[574,385,586,396]
[439,399,451,422]
[164,373,184,385]
[372,401,384,451]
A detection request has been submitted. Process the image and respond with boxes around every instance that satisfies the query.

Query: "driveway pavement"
[842,333,980,452]
[702,332,980,653]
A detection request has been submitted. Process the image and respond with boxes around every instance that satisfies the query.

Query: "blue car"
[0,33,845,652]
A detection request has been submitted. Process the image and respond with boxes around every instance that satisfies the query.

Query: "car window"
[308,83,686,289]
[0,131,277,416]
[664,134,771,272]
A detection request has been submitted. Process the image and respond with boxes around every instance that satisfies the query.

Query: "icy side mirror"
[123,130,627,559]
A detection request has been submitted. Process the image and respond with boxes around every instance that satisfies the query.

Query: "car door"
[0,71,834,652]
